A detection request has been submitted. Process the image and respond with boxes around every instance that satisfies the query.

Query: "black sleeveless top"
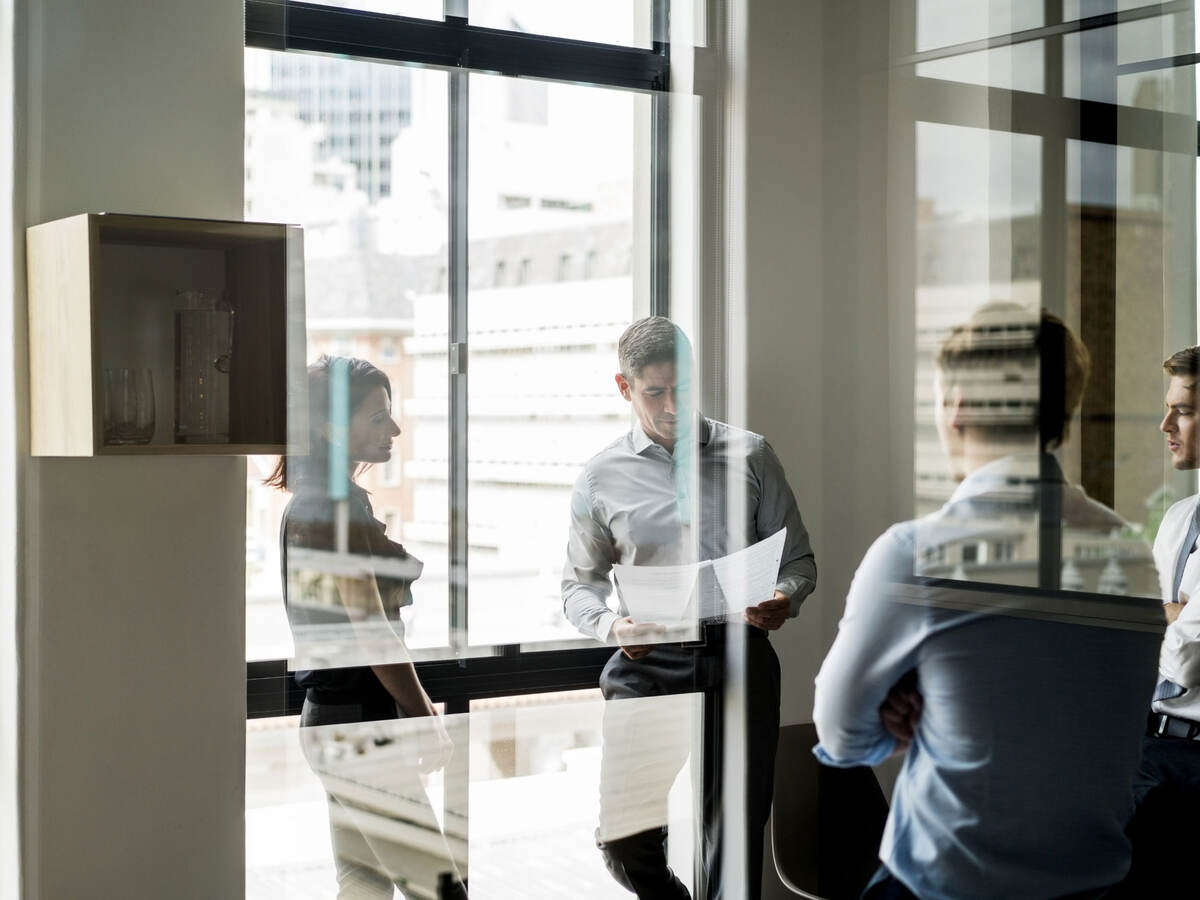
[280,476,422,709]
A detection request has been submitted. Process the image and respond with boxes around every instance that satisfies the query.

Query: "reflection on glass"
[247,693,694,898]
[300,715,466,898]
[1063,14,1194,114]
[916,41,1044,93]
[469,0,654,49]
[247,712,463,899]
[289,0,443,18]
[272,356,467,897]
[916,0,1042,52]
[595,694,699,892]
[244,52,450,662]
[464,73,649,648]
[814,306,1164,899]
[1066,138,1182,533]
[917,304,1157,595]
[916,122,1042,514]
[1064,0,1165,21]
[466,690,696,897]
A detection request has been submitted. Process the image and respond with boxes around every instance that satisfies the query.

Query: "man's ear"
[945,385,967,432]
[615,372,633,401]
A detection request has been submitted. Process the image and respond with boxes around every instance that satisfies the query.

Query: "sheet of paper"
[612,528,787,623]
[710,527,787,613]
[612,561,700,624]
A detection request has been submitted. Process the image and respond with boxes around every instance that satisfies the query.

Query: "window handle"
[450,342,468,375]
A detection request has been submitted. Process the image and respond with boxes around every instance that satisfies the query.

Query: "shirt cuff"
[597,611,621,644]
[812,734,896,768]
[775,577,813,617]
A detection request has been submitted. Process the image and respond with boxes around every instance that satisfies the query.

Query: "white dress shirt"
[1152,494,1200,693]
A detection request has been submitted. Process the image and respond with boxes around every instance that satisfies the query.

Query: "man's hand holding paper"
[745,591,791,631]
[611,616,668,659]
[613,528,789,633]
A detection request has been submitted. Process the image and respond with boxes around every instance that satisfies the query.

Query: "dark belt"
[1147,711,1200,740]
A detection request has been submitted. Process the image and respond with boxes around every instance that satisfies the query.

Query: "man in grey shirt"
[563,316,817,899]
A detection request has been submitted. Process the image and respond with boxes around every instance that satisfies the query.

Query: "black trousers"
[596,625,781,900]
[1115,734,1200,897]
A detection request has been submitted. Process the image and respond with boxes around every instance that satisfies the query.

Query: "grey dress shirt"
[562,416,817,642]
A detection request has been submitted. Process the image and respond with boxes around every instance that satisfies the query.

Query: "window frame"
[899,0,1198,591]
[244,0,673,716]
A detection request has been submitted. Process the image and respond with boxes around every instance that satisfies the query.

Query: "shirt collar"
[947,452,1066,506]
[630,415,713,456]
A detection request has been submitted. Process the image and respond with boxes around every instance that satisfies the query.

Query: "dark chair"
[771,723,890,900]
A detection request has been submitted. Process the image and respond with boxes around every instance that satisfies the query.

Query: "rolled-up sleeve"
[813,527,924,767]
[755,439,817,615]
[562,469,621,642]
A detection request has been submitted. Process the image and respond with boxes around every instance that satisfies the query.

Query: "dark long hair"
[265,355,393,491]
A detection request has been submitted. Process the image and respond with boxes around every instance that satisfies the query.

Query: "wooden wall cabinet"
[27,213,305,456]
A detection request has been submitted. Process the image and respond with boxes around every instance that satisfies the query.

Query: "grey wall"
[2,1,21,897]
[18,1,247,897]
[742,0,900,726]
[738,3,901,893]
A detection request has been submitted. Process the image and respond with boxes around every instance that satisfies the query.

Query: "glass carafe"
[175,289,233,443]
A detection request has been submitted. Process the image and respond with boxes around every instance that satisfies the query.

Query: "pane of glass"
[244,48,451,664]
[467,691,697,897]
[469,0,655,49]
[246,692,697,898]
[915,122,1042,517]
[246,712,466,898]
[1067,139,1191,553]
[294,0,443,18]
[1063,14,1195,114]
[465,73,651,649]
[916,40,1044,92]
[916,0,1042,52]
[1064,0,1165,20]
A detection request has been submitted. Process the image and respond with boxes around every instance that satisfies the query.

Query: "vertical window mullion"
[448,64,469,658]
[651,0,671,316]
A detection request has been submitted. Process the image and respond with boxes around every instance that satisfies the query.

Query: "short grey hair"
[618,316,690,381]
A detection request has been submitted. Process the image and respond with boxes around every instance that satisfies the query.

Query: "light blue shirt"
[813,455,1164,900]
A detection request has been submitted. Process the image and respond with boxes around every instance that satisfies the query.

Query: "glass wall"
[240,1,1200,897]
[242,5,683,897]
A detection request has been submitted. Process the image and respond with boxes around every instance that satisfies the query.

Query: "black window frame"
[898,0,1198,592]
[245,0,673,716]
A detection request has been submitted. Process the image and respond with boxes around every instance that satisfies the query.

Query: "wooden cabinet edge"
[27,214,97,456]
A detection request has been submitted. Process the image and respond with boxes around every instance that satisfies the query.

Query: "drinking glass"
[104,368,156,445]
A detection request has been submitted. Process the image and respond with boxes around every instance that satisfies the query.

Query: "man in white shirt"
[1125,345,1200,893]
[1150,347,1200,696]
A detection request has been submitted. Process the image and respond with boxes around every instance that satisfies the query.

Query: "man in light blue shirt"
[814,304,1163,899]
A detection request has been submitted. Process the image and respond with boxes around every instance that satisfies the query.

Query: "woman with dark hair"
[271,355,466,899]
